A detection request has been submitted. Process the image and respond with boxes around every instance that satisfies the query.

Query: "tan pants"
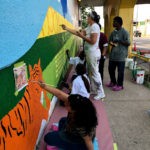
[86,52,105,96]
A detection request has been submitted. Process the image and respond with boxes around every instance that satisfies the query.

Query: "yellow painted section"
[118,0,136,55]
[38,7,74,38]
[119,0,136,8]
[131,52,150,62]
[119,8,134,33]
[104,0,136,55]
[109,13,115,34]
[119,7,134,54]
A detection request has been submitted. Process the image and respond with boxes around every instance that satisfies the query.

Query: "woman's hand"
[80,29,86,36]
[109,41,118,47]
[60,24,67,30]
[76,31,84,38]
[38,80,69,102]
[38,80,46,89]
[60,25,84,37]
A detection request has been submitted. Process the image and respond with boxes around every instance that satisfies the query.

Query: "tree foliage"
[80,7,94,28]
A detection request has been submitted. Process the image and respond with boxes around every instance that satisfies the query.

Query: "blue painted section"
[48,0,71,22]
[0,0,72,69]
[61,0,68,18]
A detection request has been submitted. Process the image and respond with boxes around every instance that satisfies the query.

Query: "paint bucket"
[132,67,141,81]
[125,58,133,68]
[136,69,145,84]
[129,61,137,70]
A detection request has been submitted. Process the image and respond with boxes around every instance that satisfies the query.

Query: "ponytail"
[75,63,90,93]
[89,11,100,25]
[98,23,102,30]
[81,75,90,93]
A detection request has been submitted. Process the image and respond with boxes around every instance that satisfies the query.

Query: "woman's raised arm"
[61,24,97,45]
[61,24,79,36]
[39,81,69,102]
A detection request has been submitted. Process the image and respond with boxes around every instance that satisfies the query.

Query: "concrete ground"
[103,60,150,150]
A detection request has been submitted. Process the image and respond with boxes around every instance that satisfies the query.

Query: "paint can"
[125,58,133,68]
[129,61,137,70]
[136,69,145,84]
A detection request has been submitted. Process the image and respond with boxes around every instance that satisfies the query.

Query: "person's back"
[71,64,90,98]
[39,79,98,150]
[71,74,90,98]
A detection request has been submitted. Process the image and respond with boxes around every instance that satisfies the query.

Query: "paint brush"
[109,41,118,47]
[59,24,66,30]
[29,80,57,87]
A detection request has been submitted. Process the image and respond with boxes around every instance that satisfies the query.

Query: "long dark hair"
[68,94,98,129]
[75,63,90,93]
[88,11,100,25]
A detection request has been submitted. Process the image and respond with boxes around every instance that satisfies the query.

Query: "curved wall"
[0,1,79,150]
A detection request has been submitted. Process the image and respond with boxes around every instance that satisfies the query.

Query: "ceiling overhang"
[136,0,150,4]
[78,0,150,7]
[78,0,104,7]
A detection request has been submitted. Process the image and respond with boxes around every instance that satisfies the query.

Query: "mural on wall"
[0,0,79,149]
[61,0,68,18]
[0,60,50,150]
[0,0,78,69]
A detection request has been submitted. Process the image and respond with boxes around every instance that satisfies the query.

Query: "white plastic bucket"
[136,69,145,84]
[129,61,137,70]
[125,58,133,68]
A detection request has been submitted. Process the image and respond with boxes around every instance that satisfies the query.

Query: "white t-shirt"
[69,57,85,67]
[84,23,100,56]
[71,74,90,98]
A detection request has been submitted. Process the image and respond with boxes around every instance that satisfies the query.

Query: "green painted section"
[43,35,78,99]
[0,32,80,120]
[14,61,25,68]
